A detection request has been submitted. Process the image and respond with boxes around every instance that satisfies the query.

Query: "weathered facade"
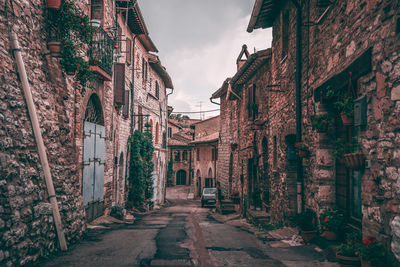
[0,0,172,265]
[167,127,193,186]
[191,116,220,198]
[239,0,399,264]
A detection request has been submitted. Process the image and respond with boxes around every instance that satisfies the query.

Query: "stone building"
[232,0,399,264]
[0,0,172,265]
[190,116,220,198]
[167,127,193,186]
[211,47,277,215]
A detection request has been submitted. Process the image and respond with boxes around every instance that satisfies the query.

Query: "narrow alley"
[35,187,327,267]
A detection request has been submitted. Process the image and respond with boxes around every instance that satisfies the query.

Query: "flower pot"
[300,229,317,243]
[341,112,353,126]
[322,230,337,241]
[336,252,361,267]
[47,41,61,57]
[361,259,371,267]
[46,0,61,9]
[344,152,364,169]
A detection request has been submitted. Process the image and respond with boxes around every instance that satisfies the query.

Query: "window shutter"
[114,63,125,105]
[123,90,129,117]
[126,38,131,65]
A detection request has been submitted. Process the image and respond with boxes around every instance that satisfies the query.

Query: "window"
[90,0,103,23]
[155,81,160,99]
[155,123,159,143]
[174,150,181,162]
[281,10,289,59]
[196,148,200,161]
[168,127,172,138]
[162,132,166,148]
[247,84,256,119]
[211,148,218,161]
[117,25,122,54]
[126,38,132,65]
[182,150,188,161]
[142,58,145,80]
[122,90,129,118]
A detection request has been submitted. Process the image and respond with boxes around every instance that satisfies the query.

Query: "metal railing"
[89,27,114,76]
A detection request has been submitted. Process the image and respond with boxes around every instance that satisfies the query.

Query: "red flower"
[324,218,328,222]
[75,46,78,50]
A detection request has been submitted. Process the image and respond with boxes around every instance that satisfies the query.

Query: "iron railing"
[89,27,114,76]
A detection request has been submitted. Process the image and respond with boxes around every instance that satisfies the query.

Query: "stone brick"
[376,72,386,98]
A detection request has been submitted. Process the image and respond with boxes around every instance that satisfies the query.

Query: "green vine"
[167,152,174,187]
[51,0,97,92]
[127,131,154,208]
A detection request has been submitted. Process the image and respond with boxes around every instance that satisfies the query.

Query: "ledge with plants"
[319,207,345,241]
[47,0,103,92]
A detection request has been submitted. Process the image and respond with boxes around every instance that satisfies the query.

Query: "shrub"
[320,207,345,232]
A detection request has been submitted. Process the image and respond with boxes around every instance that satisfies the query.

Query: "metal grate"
[89,27,114,76]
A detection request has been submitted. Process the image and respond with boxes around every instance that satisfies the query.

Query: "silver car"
[201,188,217,207]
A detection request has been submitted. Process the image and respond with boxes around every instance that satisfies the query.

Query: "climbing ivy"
[127,131,154,208]
[166,151,174,187]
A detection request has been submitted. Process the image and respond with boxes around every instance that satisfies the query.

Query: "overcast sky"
[139,0,272,119]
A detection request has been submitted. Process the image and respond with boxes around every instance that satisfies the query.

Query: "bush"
[359,236,385,264]
[320,207,345,232]
[110,205,124,220]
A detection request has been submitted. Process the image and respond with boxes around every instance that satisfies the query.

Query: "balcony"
[89,27,114,81]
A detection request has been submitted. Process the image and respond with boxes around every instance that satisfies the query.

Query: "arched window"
[155,122,159,143]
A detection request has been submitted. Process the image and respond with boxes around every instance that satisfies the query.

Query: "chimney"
[236,44,249,71]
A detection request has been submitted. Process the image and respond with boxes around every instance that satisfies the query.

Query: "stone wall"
[217,96,239,199]
[302,1,400,263]
[0,1,90,265]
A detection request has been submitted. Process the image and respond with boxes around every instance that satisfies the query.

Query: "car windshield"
[203,188,216,194]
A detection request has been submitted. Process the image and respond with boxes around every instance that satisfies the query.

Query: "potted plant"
[320,207,345,241]
[359,236,385,267]
[295,142,309,158]
[46,0,62,9]
[310,114,329,133]
[295,209,317,243]
[336,230,362,266]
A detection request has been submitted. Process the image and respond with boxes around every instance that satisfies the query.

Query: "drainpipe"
[291,0,304,214]
[210,97,220,106]
[10,32,67,250]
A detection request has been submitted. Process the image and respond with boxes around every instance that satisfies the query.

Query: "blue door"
[83,121,105,222]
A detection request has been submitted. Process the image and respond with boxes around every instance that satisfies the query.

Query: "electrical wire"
[171,109,220,114]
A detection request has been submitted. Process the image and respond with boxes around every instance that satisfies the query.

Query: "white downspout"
[10,32,68,251]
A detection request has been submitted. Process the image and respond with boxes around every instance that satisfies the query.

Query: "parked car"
[201,188,217,207]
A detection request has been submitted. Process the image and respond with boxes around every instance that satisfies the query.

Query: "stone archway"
[82,94,105,222]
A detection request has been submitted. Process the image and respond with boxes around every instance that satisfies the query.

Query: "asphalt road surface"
[35,186,327,267]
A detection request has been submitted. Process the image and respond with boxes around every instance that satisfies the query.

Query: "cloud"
[139,0,273,116]
[164,15,272,114]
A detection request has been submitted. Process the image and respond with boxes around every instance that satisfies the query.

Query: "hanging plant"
[310,114,329,133]
[49,0,97,92]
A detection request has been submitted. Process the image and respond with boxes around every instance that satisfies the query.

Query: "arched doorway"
[261,137,270,209]
[206,168,213,188]
[196,170,201,197]
[117,153,124,204]
[229,153,233,198]
[82,94,105,222]
[176,170,187,185]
